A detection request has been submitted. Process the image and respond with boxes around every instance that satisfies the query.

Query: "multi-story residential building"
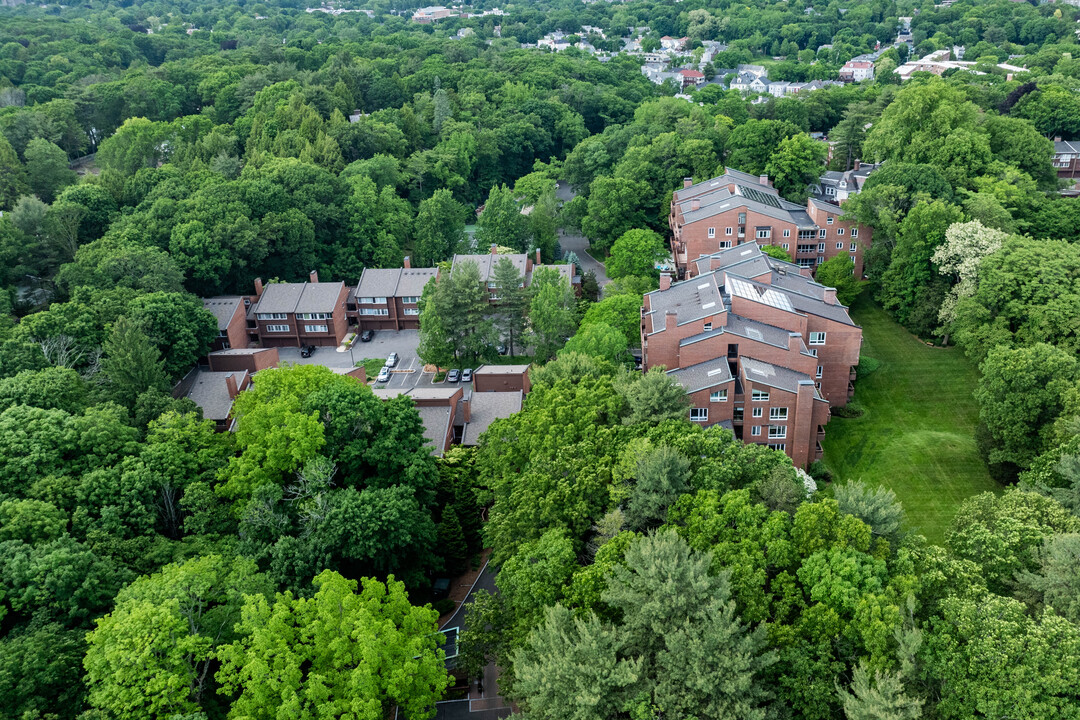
[247,272,350,348]
[640,243,861,469]
[202,296,250,351]
[349,259,438,331]
[669,169,872,280]
[839,60,875,82]
[1052,138,1080,179]
[450,248,577,302]
[806,160,879,204]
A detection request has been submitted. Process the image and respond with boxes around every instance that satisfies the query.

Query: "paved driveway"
[559,229,610,287]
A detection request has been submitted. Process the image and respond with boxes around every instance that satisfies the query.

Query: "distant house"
[839,60,874,82]
[729,71,758,93]
[660,35,688,51]
[174,368,251,432]
[412,5,458,23]
[1053,139,1080,179]
[451,248,578,303]
[806,160,880,204]
[675,68,705,88]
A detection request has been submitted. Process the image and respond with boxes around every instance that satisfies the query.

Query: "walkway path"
[560,229,610,288]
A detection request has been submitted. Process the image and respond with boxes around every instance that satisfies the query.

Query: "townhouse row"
[202,249,577,350]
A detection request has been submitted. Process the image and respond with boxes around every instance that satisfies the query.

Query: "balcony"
[850,367,857,382]
[817,426,826,442]
[847,381,855,398]
[814,442,824,460]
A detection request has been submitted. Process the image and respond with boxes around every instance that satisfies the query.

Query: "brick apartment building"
[669,168,872,280]
[349,259,438,331]
[202,296,249,351]
[640,243,862,468]
[248,272,350,348]
[450,247,578,302]
[1053,139,1080,179]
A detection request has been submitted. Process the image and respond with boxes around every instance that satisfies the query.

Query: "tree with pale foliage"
[932,220,1008,328]
[216,570,450,720]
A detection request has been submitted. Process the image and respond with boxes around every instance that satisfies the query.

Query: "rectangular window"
[299,312,332,320]
[782,243,789,250]
[851,227,859,238]
[725,227,733,236]
[304,324,328,333]
[783,229,791,238]
[769,425,787,439]
[809,332,826,345]
[769,407,788,420]
[489,293,500,300]
[751,389,770,401]
[809,348,818,357]
[703,322,713,331]
[404,308,420,316]
[836,242,844,250]
[818,229,827,238]
[768,443,786,451]
[708,227,716,238]
[257,313,288,320]
[357,297,374,304]
[850,242,858,252]
[360,308,389,316]
[710,389,728,402]
[266,324,290,332]
[487,282,497,289]
[827,216,834,225]
[750,425,761,436]
[826,186,836,195]
[733,407,744,422]
[818,256,825,265]
[837,227,845,235]
[218,330,228,338]
[816,365,823,378]
[690,408,709,422]
[401,296,420,304]
[719,240,732,249]
[818,242,826,253]
[756,229,771,239]
[752,407,763,418]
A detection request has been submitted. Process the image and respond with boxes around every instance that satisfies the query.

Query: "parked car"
[376,366,391,383]
[496,344,508,355]
[360,330,374,342]
[385,352,399,367]
[461,368,473,383]
[300,345,316,358]
[446,369,461,383]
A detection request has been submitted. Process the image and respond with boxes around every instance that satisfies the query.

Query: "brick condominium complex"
[669,168,873,280]
[641,243,862,468]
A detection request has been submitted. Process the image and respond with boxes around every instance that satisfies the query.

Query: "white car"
[386,352,399,368]
[376,366,391,383]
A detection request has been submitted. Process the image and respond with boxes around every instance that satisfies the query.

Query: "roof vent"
[697,283,709,290]
[707,367,726,376]
[702,302,716,310]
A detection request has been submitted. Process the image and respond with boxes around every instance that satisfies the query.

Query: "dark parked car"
[360,330,374,342]
[300,345,316,358]
[461,368,473,383]
[446,369,461,383]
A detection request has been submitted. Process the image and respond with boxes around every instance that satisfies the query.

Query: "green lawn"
[358,358,386,381]
[821,296,1001,544]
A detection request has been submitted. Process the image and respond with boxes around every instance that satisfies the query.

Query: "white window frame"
[837,227,845,236]
[257,313,289,321]
[826,216,834,225]
[751,389,770,401]
[750,425,761,436]
[769,407,788,420]
[851,227,859,238]
[752,407,763,418]
[402,296,420,304]
[768,443,786,451]
[725,227,733,236]
[703,322,713,331]
[404,308,420,316]
[850,242,857,252]
[836,242,844,250]
[299,312,332,320]
[690,407,709,422]
[710,389,728,402]
[783,229,791,238]
[769,425,787,439]
[304,324,329,333]
[708,227,716,238]
[266,324,290,332]
[816,365,823,378]
[818,242,826,253]
[361,308,389,316]
[809,332,826,346]
[756,229,771,239]
[719,240,732,249]
[782,243,789,250]
[818,229,827,238]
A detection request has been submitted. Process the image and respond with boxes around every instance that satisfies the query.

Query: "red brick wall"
[208,348,280,373]
[686,384,736,427]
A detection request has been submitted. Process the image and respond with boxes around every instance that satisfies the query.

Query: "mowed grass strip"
[821,296,1001,544]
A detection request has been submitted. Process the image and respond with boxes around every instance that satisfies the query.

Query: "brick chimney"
[1056,136,1063,142]
[853,159,861,171]
[309,270,319,283]
[759,174,770,186]
[253,277,264,296]
[683,177,693,189]
[665,309,677,331]
[823,287,837,305]
[490,244,497,254]
[462,396,471,423]
[535,248,542,266]
[788,331,802,352]
[225,372,239,400]
[403,256,411,269]
[690,198,700,211]
[659,273,672,291]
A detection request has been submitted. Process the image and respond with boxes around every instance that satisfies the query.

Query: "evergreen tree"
[437,506,469,575]
[101,316,169,408]
[491,256,527,356]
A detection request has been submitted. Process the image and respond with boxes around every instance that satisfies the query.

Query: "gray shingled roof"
[1055,140,1080,154]
[452,254,527,283]
[397,268,438,296]
[462,391,523,445]
[184,370,247,421]
[356,268,405,298]
[677,180,817,229]
[666,358,734,393]
[295,282,344,314]
[253,283,305,315]
[202,297,243,331]
[415,406,452,457]
[678,313,797,351]
[643,272,724,334]
[740,356,815,395]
